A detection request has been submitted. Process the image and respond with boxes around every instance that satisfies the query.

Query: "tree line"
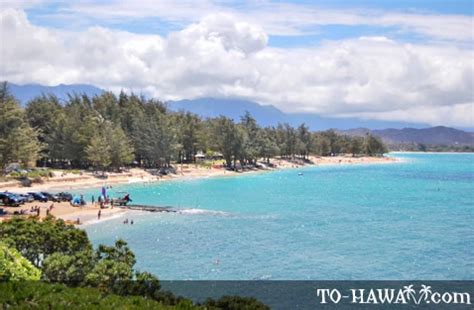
[0,82,387,171]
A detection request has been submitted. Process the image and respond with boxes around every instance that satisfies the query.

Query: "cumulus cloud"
[52,1,474,42]
[0,9,473,127]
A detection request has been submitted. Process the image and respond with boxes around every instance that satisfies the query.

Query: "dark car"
[0,192,23,207]
[19,193,34,203]
[10,193,27,204]
[41,192,61,202]
[57,192,73,202]
[28,192,48,202]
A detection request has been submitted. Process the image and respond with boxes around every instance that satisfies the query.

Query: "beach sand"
[0,201,126,225]
[0,156,396,224]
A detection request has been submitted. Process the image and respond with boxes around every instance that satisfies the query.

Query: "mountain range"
[6,82,473,147]
[340,127,474,148]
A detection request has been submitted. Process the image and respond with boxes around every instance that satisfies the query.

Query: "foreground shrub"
[0,282,194,310]
[202,296,270,310]
[0,217,92,267]
[0,243,41,281]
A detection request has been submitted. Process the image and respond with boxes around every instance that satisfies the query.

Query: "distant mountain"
[8,83,104,104]
[341,126,474,146]
[168,98,427,130]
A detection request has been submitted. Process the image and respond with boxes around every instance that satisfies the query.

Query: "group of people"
[123,218,134,225]
[92,195,112,208]
[13,204,55,217]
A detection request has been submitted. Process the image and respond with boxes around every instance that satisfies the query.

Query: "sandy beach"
[0,201,126,225]
[0,155,396,225]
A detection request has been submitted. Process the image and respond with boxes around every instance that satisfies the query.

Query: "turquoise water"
[81,153,474,280]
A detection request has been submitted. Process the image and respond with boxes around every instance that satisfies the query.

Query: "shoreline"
[0,155,398,194]
[0,155,397,225]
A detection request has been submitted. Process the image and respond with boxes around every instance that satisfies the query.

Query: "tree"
[296,123,312,159]
[95,239,136,268]
[0,217,92,268]
[257,128,279,163]
[106,124,134,169]
[85,259,134,293]
[275,123,297,158]
[0,218,163,299]
[318,137,331,156]
[175,111,203,163]
[138,108,176,167]
[364,134,387,156]
[240,111,260,164]
[42,250,94,285]
[348,136,364,157]
[0,82,42,170]
[321,130,341,155]
[211,117,242,167]
[25,95,64,165]
[85,132,111,170]
[0,242,41,281]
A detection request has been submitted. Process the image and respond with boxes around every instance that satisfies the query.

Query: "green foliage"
[95,239,137,268]
[0,82,42,170]
[1,81,390,173]
[0,217,92,268]
[348,136,364,156]
[42,250,94,285]
[0,243,41,281]
[175,111,204,163]
[203,295,270,310]
[85,131,112,170]
[107,124,134,168]
[210,117,240,167]
[0,282,194,309]
[85,259,134,292]
[364,134,387,156]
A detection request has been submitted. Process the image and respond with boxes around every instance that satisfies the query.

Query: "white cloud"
[49,1,474,42]
[1,9,473,127]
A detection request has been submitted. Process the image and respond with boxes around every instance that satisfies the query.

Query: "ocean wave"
[80,211,128,226]
[177,208,231,216]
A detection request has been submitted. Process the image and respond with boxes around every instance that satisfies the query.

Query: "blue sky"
[21,0,474,47]
[1,0,473,126]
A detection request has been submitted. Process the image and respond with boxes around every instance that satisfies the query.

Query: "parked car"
[41,192,61,202]
[19,193,34,203]
[0,192,23,207]
[10,193,27,204]
[28,192,48,202]
[57,192,73,201]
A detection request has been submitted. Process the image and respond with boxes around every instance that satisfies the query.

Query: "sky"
[0,0,473,126]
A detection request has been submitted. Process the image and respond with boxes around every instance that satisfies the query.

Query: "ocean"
[81,153,473,280]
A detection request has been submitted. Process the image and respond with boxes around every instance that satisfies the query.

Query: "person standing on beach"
[98,209,101,220]
[92,195,95,204]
